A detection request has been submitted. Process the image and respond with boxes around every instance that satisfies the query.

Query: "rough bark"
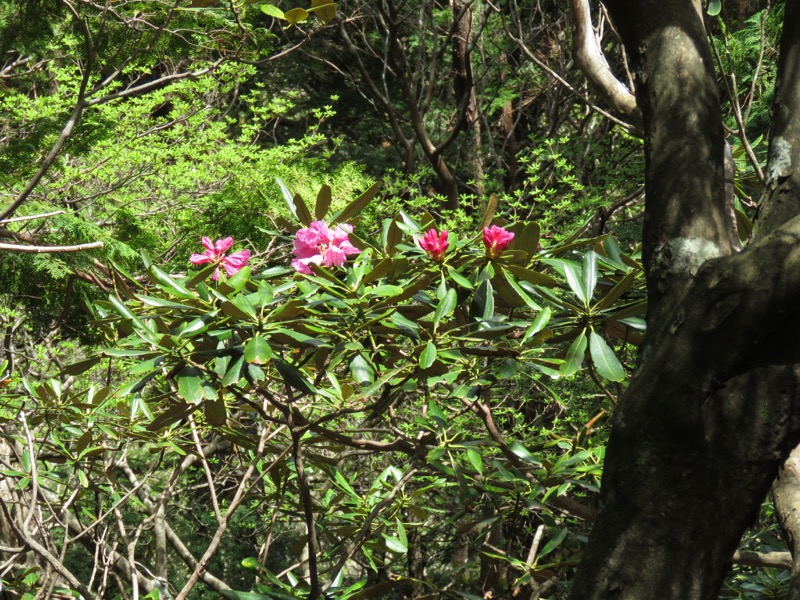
[774,446,800,599]
[763,14,800,583]
[570,2,800,598]
[451,0,484,197]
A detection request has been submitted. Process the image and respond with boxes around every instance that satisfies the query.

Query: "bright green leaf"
[560,330,588,376]
[244,335,273,364]
[589,330,625,382]
[419,341,437,369]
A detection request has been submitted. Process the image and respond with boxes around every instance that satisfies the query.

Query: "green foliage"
[37,184,641,598]
[0,1,790,597]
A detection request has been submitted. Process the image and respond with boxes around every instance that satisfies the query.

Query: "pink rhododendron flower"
[292,220,360,274]
[419,228,449,262]
[483,225,515,259]
[190,236,251,281]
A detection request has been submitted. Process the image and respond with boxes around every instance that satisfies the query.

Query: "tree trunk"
[570,1,800,598]
[451,0,484,198]
[774,445,800,600]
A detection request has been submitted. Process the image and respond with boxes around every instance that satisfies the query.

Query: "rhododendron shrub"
[87,184,642,599]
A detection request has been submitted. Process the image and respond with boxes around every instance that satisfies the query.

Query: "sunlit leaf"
[466,447,483,475]
[560,330,587,376]
[470,280,494,321]
[310,0,336,23]
[419,341,437,369]
[284,7,309,25]
[276,178,311,225]
[589,330,625,382]
[244,335,273,364]
[582,251,598,304]
[563,262,588,306]
[259,4,284,18]
[522,307,552,345]
[447,266,474,289]
[509,441,541,465]
[222,355,245,387]
[148,265,193,299]
[538,527,568,558]
[383,533,407,553]
[177,367,205,403]
[350,354,375,385]
[433,288,457,330]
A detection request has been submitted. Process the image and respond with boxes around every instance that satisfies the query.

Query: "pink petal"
[223,250,251,270]
[190,253,212,265]
[294,245,320,260]
[338,240,361,256]
[331,223,353,245]
[296,227,327,249]
[324,246,347,267]
[292,255,322,274]
[200,237,215,252]
[291,258,311,274]
[215,237,234,254]
[308,221,331,240]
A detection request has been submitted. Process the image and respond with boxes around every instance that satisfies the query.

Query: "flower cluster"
[419,229,449,262]
[291,220,361,274]
[483,224,515,259]
[189,236,251,281]
[191,224,515,279]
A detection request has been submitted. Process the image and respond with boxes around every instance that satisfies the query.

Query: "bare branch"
[570,0,642,128]
[0,241,104,253]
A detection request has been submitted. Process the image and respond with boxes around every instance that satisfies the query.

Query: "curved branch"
[570,0,642,129]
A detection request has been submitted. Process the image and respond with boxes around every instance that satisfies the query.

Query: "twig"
[0,496,98,600]
[0,241,104,253]
[0,0,93,221]
[291,417,321,599]
[732,549,792,569]
[173,429,290,600]
[525,524,546,566]
[0,210,65,224]
[708,15,765,181]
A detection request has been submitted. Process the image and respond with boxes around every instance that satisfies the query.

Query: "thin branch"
[173,430,290,600]
[708,16,765,181]
[0,497,98,600]
[569,0,642,128]
[0,241,104,253]
[321,468,418,594]
[291,419,321,599]
[0,210,65,225]
[732,549,792,569]
[502,13,640,134]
